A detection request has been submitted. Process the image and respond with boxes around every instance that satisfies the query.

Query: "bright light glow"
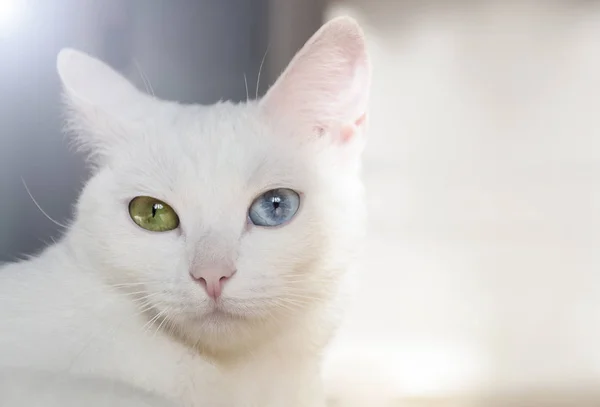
[0,0,24,37]
[323,339,490,402]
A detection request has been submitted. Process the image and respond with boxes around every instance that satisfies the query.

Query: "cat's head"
[60,17,371,354]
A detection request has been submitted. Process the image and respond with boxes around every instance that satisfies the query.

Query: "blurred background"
[0,1,598,406]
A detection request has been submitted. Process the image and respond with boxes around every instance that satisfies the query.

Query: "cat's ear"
[259,17,371,144]
[57,48,150,164]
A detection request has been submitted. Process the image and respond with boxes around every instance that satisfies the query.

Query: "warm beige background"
[320,1,600,405]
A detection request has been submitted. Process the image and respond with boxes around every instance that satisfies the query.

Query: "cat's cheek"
[78,183,188,287]
[234,213,331,301]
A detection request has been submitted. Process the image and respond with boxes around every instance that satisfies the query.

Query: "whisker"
[277,291,326,301]
[163,310,180,338]
[243,73,249,102]
[109,282,158,289]
[21,178,68,229]
[153,307,171,337]
[129,292,163,303]
[133,58,155,97]
[255,45,269,99]
[142,309,164,334]
[267,298,299,314]
[136,301,158,316]
[118,290,152,296]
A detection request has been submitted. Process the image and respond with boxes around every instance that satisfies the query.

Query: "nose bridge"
[188,225,238,269]
[181,182,245,267]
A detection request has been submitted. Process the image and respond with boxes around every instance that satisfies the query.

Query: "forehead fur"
[107,100,327,199]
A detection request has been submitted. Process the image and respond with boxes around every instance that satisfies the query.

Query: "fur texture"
[0,17,370,406]
[0,369,178,407]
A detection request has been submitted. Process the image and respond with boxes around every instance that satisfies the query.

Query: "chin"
[163,298,291,356]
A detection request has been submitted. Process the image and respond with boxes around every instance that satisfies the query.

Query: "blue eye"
[248,188,300,227]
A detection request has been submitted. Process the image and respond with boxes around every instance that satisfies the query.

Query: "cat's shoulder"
[0,242,91,292]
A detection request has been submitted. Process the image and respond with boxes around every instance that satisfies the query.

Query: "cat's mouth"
[175,307,239,326]
[173,297,266,324]
[199,300,247,321]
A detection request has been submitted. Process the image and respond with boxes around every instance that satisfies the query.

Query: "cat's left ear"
[259,16,371,145]
[57,48,151,164]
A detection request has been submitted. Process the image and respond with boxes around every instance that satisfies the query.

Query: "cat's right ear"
[57,48,149,164]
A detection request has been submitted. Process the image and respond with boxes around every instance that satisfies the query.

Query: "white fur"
[0,17,370,406]
[0,369,177,407]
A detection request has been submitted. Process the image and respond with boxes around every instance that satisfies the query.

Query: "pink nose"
[190,267,235,299]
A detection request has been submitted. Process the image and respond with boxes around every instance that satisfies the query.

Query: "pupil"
[152,203,163,218]
[271,196,281,210]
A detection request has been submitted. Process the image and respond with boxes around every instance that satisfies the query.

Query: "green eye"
[128,196,180,232]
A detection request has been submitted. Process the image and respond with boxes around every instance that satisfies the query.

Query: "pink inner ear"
[338,111,367,144]
[355,112,367,127]
[340,124,355,144]
[260,17,371,136]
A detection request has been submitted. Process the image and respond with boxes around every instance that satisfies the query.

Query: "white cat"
[0,16,370,407]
